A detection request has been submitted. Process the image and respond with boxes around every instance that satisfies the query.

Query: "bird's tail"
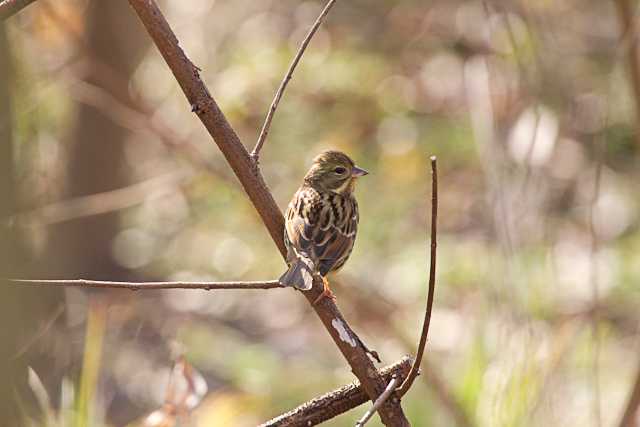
[279,257,314,290]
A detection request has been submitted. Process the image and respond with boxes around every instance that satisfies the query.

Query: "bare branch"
[260,357,412,427]
[126,1,409,424]
[397,156,438,397]
[356,376,401,427]
[0,0,36,20]
[251,0,337,161]
[8,278,283,291]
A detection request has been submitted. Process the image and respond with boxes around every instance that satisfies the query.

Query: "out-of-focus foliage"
[3,0,640,426]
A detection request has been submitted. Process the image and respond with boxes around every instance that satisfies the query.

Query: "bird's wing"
[285,187,322,261]
[315,196,358,275]
[285,188,357,274]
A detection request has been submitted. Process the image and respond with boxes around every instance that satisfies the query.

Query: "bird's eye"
[334,167,347,174]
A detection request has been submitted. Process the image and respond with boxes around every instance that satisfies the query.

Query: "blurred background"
[1,0,640,426]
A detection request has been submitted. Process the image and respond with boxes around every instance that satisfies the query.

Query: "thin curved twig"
[397,155,438,397]
[250,0,337,161]
[8,278,283,290]
[355,375,400,427]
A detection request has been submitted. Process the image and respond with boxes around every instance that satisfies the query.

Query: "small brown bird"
[279,150,368,304]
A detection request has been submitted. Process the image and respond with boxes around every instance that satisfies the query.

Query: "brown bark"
[260,357,412,427]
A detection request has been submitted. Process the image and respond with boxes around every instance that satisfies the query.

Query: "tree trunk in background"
[0,23,63,427]
[0,2,152,423]
[35,0,150,420]
[20,0,150,422]
[45,0,149,278]
[0,21,26,427]
[0,0,151,422]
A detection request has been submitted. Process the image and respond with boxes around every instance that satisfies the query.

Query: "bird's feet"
[313,276,336,305]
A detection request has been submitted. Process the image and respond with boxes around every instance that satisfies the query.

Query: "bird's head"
[304,150,368,194]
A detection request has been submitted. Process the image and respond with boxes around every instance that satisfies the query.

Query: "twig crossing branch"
[356,376,401,427]
[260,357,412,427]
[251,0,337,161]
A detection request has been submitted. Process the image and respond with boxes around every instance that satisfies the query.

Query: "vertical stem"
[398,156,438,397]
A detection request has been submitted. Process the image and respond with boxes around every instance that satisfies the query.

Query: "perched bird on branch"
[279,150,368,304]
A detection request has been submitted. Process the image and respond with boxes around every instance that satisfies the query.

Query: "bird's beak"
[351,166,368,177]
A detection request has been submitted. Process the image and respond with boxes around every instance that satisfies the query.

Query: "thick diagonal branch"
[126,1,409,424]
[260,357,412,427]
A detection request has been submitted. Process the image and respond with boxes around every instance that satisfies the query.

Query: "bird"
[279,150,368,305]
